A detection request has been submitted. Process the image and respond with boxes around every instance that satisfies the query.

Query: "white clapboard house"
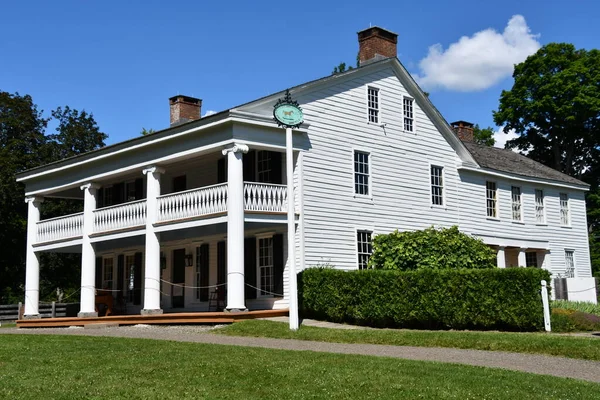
[17,27,597,319]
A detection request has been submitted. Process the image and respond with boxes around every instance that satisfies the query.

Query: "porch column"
[79,183,100,317]
[518,247,527,267]
[23,196,43,319]
[223,143,248,311]
[142,166,164,315]
[496,246,506,269]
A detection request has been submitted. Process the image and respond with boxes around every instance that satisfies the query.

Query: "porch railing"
[157,183,228,223]
[93,199,147,233]
[244,182,287,213]
[36,212,84,243]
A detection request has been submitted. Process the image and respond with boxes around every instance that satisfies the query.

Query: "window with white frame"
[535,189,545,224]
[258,237,274,296]
[125,180,136,202]
[257,150,272,183]
[525,252,538,268]
[560,193,570,226]
[403,97,414,132]
[103,186,113,207]
[565,250,575,278]
[103,258,114,290]
[511,186,522,221]
[354,150,370,196]
[357,230,372,270]
[486,181,497,218]
[367,87,379,123]
[430,165,444,206]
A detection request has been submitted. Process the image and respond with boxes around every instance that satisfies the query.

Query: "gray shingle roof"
[462,142,588,187]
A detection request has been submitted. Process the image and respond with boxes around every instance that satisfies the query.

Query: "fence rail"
[0,302,79,321]
[244,182,287,212]
[157,183,228,223]
[94,199,147,233]
[36,212,84,243]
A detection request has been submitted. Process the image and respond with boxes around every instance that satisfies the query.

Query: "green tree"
[46,106,106,160]
[473,124,495,146]
[369,226,497,271]
[0,92,48,303]
[493,43,600,178]
[140,127,155,135]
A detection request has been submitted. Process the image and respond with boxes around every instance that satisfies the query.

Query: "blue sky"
[1,0,599,146]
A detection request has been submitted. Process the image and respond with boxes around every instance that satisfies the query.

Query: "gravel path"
[2,325,600,383]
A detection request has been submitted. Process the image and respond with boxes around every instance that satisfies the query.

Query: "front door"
[172,249,186,308]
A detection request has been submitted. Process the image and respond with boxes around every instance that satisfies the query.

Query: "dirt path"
[2,325,600,383]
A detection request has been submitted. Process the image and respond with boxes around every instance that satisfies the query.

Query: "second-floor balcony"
[35,182,289,245]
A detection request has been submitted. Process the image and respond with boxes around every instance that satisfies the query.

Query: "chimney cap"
[357,26,399,38]
[450,120,475,128]
[169,95,202,105]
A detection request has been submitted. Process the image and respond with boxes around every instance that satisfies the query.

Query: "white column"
[79,183,100,317]
[287,127,299,331]
[24,196,43,318]
[518,247,527,267]
[496,246,506,269]
[142,166,164,315]
[223,143,248,311]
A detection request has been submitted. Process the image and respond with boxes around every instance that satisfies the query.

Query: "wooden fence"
[0,302,79,321]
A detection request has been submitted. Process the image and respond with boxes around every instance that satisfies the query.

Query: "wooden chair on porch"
[208,287,226,312]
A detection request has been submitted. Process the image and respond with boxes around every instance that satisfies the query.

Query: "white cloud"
[203,110,217,117]
[416,15,541,91]
[493,127,520,151]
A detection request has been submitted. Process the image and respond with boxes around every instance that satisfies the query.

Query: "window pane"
[565,250,575,278]
[368,88,379,123]
[511,186,521,221]
[403,98,414,132]
[258,237,274,295]
[486,181,497,218]
[560,193,569,225]
[535,189,544,223]
[430,166,443,205]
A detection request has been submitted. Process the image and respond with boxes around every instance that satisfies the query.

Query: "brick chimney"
[169,95,202,126]
[451,121,475,142]
[358,26,398,66]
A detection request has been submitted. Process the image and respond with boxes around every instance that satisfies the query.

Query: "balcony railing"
[35,182,289,244]
[157,183,228,223]
[244,182,287,213]
[36,212,84,243]
[93,199,147,234]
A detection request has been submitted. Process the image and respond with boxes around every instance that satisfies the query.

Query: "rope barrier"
[244,283,283,297]
[160,279,227,290]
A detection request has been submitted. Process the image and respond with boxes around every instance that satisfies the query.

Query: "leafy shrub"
[299,267,550,331]
[551,300,600,317]
[369,226,497,270]
[551,308,600,332]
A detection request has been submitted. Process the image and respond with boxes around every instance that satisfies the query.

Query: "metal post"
[541,280,551,332]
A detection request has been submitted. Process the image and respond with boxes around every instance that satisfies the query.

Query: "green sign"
[273,89,303,129]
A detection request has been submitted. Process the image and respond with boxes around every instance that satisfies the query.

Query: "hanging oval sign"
[273,104,303,128]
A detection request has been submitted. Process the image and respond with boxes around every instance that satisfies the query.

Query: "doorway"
[172,249,186,308]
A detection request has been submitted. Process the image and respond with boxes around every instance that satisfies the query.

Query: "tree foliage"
[473,124,495,146]
[369,226,497,271]
[0,90,106,303]
[140,127,155,136]
[493,43,600,178]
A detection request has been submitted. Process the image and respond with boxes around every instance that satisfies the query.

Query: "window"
[511,186,522,221]
[125,181,137,202]
[258,237,274,296]
[560,193,570,226]
[486,181,497,218]
[403,97,414,132]
[565,250,575,278]
[354,150,370,196]
[357,230,373,270]
[535,189,545,224]
[525,252,538,268]
[103,186,113,207]
[367,87,379,123]
[257,150,272,183]
[103,258,114,290]
[430,166,444,206]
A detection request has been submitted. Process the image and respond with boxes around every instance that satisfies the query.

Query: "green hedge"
[299,267,551,331]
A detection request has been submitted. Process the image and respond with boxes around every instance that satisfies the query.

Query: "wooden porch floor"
[16,309,288,329]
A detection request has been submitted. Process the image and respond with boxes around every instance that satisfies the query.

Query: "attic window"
[367,87,379,123]
[403,97,414,132]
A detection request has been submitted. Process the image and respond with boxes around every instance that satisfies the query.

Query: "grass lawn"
[0,334,599,399]
[216,320,600,361]
[0,323,16,328]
